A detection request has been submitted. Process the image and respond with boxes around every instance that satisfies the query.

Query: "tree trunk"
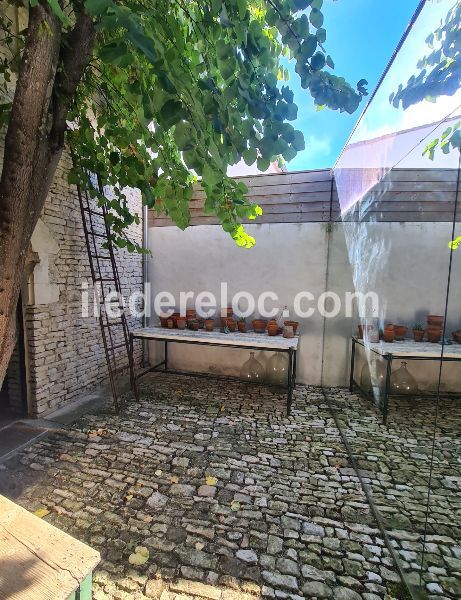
[0,4,95,388]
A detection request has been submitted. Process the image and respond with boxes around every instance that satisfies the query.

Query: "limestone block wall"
[24,152,144,416]
[0,137,144,417]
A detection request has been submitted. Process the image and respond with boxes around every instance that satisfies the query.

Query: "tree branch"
[50,9,96,151]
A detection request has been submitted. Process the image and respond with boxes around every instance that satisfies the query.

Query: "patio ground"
[0,375,405,600]
[327,388,461,598]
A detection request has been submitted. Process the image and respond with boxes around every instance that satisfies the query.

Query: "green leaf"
[46,0,70,25]
[127,31,157,63]
[300,35,317,59]
[286,103,298,120]
[174,121,194,150]
[311,51,326,71]
[84,0,113,15]
[294,0,312,9]
[242,148,257,166]
[316,28,326,43]
[257,157,270,172]
[109,151,120,165]
[309,8,324,29]
[292,130,305,151]
[423,138,439,161]
[282,145,297,162]
[160,100,184,128]
[450,130,461,151]
[216,40,232,60]
[99,42,129,65]
[202,163,222,188]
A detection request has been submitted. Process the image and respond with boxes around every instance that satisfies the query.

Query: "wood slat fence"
[148,168,460,227]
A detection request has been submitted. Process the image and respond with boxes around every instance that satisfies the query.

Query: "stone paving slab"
[327,388,461,599]
[0,375,405,600]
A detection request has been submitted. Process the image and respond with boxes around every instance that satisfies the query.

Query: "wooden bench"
[0,495,100,599]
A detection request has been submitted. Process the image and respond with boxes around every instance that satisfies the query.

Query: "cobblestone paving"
[327,388,461,599]
[0,375,405,600]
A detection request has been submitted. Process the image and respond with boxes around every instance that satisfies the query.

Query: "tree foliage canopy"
[1,0,367,250]
[390,0,461,160]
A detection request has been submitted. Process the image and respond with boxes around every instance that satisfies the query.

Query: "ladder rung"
[83,207,105,217]
[99,298,125,310]
[91,232,107,239]
[108,342,129,351]
[90,254,111,260]
[94,277,116,282]
[102,320,124,327]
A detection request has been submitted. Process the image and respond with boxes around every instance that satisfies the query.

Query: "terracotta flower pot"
[394,325,408,340]
[204,319,214,332]
[167,318,174,329]
[177,317,186,330]
[160,316,169,328]
[383,324,394,343]
[186,309,196,320]
[220,308,233,326]
[227,318,237,332]
[267,322,279,336]
[284,320,299,335]
[413,329,424,342]
[171,312,180,328]
[238,321,247,333]
[452,330,461,344]
[252,319,268,333]
[188,319,199,331]
[427,315,444,327]
[426,326,442,343]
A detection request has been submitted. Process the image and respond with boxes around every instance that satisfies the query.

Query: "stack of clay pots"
[426,315,444,343]
[383,324,395,342]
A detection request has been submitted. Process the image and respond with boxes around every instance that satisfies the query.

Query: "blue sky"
[285,0,420,171]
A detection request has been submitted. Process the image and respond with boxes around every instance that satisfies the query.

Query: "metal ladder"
[76,175,138,412]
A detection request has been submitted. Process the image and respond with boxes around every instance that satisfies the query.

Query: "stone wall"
[1,139,144,417]
[3,341,25,415]
[26,152,144,417]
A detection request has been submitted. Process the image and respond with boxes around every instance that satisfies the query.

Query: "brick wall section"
[1,138,144,417]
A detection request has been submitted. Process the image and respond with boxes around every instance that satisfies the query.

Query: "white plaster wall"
[147,223,330,385]
[148,220,461,391]
[325,221,461,390]
[322,224,355,386]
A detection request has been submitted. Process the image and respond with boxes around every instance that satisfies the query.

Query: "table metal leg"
[382,355,392,425]
[293,349,297,388]
[287,349,294,416]
[130,333,136,382]
[128,332,140,404]
[349,337,356,392]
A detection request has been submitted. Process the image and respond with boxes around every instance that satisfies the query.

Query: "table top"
[0,494,100,599]
[132,326,299,350]
[354,337,461,359]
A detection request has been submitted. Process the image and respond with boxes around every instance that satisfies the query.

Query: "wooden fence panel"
[149,168,460,227]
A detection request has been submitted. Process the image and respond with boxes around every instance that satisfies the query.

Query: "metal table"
[130,327,299,415]
[350,336,461,425]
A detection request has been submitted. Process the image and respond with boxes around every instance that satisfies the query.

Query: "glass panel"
[421,156,461,595]
[327,1,461,596]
